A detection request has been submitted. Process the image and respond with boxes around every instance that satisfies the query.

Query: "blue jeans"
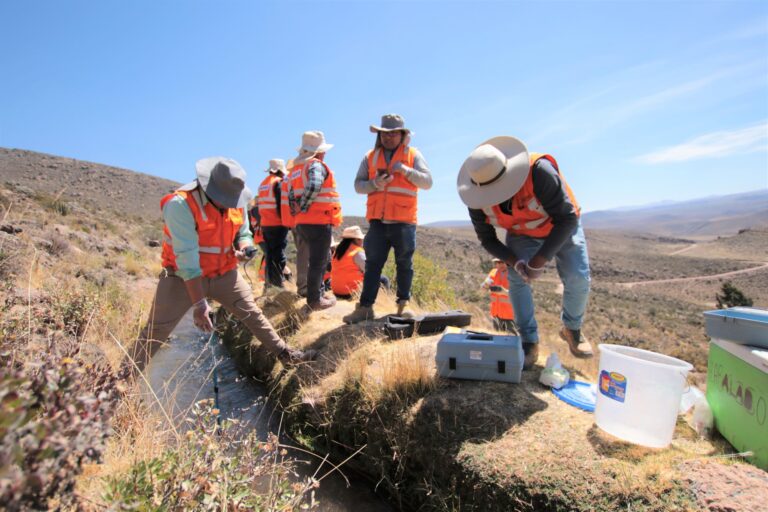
[359,221,416,307]
[505,222,591,344]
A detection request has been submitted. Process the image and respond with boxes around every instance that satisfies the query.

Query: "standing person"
[127,157,315,376]
[255,159,290,290]
[343,114,432,324]
[289,131,343,310]
[481,258,517,333]
[457,137,592,370]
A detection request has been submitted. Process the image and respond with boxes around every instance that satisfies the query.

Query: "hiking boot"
[523,342,539,370]
[343,304,375,324]
[559,327,594,358]
[278,347,318,365]
[308,295,336,311]
[395,299,415,319]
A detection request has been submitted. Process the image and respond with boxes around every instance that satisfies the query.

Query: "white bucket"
[595,344,693,448]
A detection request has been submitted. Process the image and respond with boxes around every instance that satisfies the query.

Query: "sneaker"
[523,342,539,370]
[395,299,415,319]
[308,295,336,311]
[559,327,594,358]
[343,304,375,324]
[278,347,318,365]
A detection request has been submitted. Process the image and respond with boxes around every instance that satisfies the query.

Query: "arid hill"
[0,147,179,222]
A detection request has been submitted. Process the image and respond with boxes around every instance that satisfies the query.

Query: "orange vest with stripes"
[256,174,283,227]
[488,267,514,320]
[290,158,343,226]
[482,153,580,238]
[160,188,243,278]
[366,145,418,224]
[331,246,364,295]
[280,173,296,229]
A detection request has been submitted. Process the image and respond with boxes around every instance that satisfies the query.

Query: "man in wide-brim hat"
[286,131,343,311]
[125,157,315,376]
[457,137,593,370]
[343,114,433,324]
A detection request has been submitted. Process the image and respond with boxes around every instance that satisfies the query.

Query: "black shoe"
[278,347,318,365]
[523,343,539,370]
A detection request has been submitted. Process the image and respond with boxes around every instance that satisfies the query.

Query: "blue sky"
[1,1,766,224]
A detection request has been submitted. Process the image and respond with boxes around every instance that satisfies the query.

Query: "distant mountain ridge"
[581,190,768,238]
[425,190,768,238]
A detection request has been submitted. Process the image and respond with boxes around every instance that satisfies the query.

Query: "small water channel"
[146,312,392,512]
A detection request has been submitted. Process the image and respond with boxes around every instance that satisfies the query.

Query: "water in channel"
[146,312,392,512]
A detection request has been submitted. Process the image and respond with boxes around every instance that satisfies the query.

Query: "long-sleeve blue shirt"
[162,190,253,280]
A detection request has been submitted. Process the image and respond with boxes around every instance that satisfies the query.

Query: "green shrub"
[0,349,119,510]
[716,282,753,308]
[36,192,70,216]
[104,401,317,510]
[383,251,457,308]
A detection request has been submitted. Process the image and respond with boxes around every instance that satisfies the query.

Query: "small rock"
[0,224,22,234]
[147,239,160,247]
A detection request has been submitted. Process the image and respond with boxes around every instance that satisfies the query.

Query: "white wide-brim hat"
[266,158,287,174]
[295,130,333,161]
[180,156,252,209]
[341,225,365,240]
[456,136,530,209]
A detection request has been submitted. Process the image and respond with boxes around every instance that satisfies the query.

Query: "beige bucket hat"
[179,157,252,209]
[457,136,530,209]
[341,225,365,240]
[266,158,287,174]
[296,130,333,158]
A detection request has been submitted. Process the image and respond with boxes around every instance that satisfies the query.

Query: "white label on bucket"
[470,350,482,361]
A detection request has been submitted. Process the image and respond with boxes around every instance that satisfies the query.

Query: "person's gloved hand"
[193,298,214,332]
[236,246,258,262]
[373,173,394,190]
[514,260,545,283]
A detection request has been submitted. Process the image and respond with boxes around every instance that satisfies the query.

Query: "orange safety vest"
[160,188,243,278]
[488,267,514,320]
[331,246,364,295]
[256,174,283,227]
[482,153,580,238]
[289,158,342,226]
[366,145,419,224]
[258,257,266,282]
[279,174,296,229]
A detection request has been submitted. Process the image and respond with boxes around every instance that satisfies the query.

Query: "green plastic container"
[706,339,768,469]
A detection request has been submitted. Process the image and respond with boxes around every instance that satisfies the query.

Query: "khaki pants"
[129,268,287,373]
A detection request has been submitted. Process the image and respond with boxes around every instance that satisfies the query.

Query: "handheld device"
[244,246,258,259]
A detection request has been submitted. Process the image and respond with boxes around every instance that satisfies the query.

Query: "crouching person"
[127,157,315,377]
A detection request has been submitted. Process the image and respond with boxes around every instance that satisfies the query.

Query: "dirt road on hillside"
[618,262,768,288]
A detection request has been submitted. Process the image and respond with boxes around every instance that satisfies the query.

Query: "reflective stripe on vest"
[291,158,343,226]
[331,245,364,295]
[160,188,243,278]
[365,145,419,224]
[488,268,514,320]
[257,174,283,227]
[279,169,300,229]
[483,153,580,238]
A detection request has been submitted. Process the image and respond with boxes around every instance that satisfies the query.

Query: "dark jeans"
[262,226,289,287]
[360,221,416,307]
[295,224,332,303]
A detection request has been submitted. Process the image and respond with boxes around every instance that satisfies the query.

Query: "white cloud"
[636,123,768,164]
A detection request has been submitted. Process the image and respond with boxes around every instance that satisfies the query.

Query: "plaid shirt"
[297,161,326,213]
